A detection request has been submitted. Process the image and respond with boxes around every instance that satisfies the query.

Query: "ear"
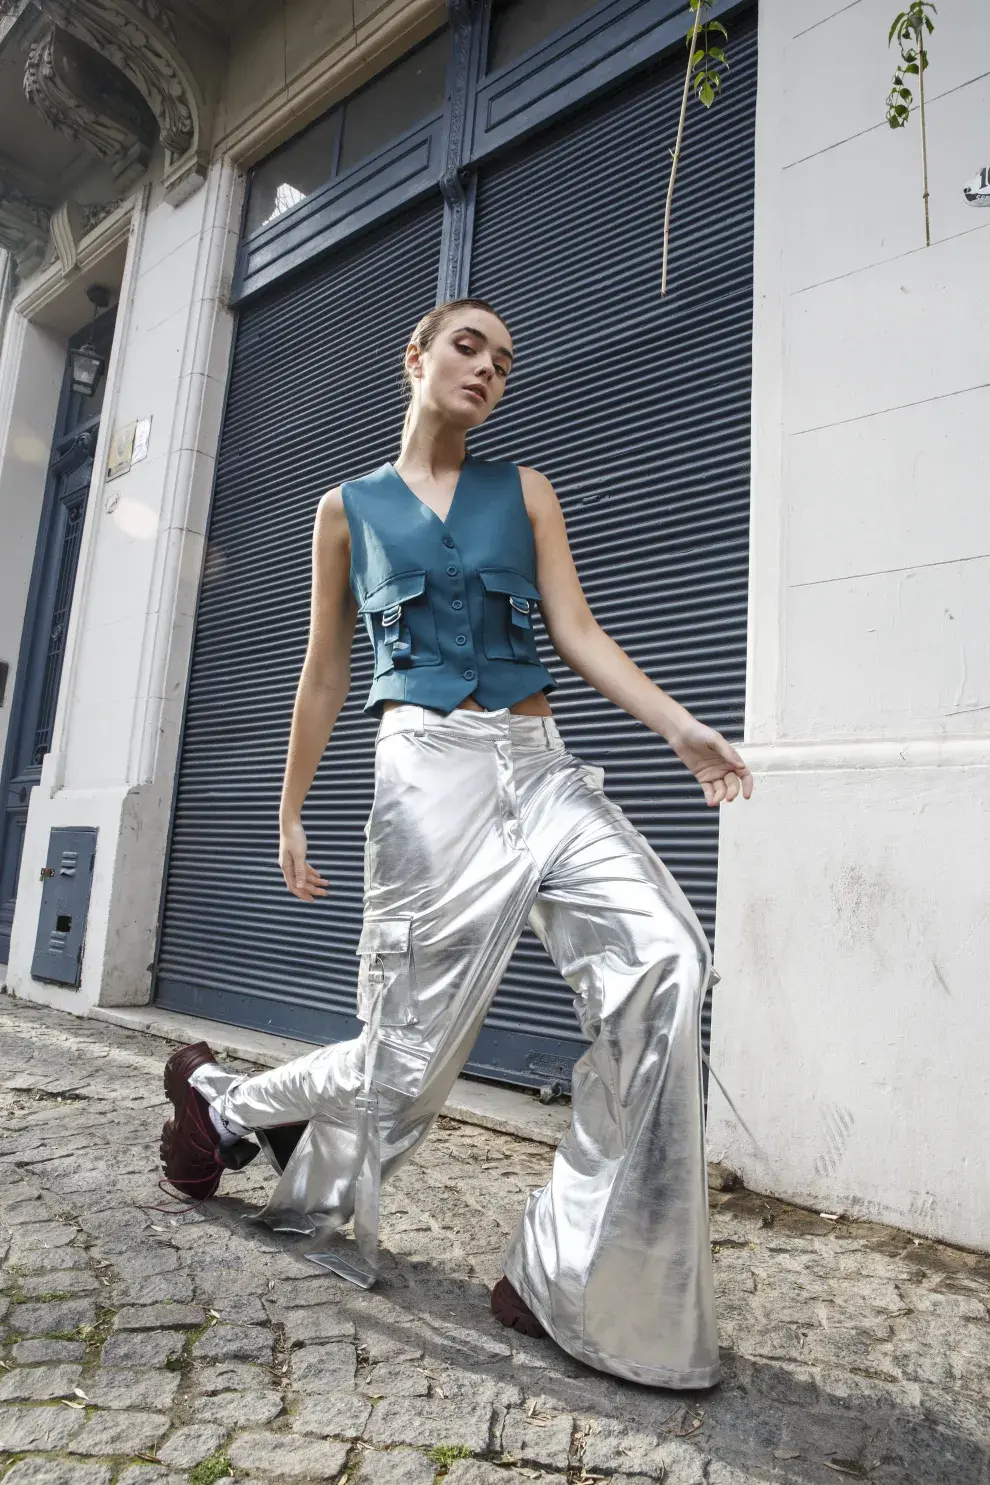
[405,341,424,381]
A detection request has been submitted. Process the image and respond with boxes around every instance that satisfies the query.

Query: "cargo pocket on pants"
[355,915,417,1027]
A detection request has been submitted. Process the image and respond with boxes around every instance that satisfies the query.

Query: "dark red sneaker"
[159,1041,257,1199]
[491,1276,546,1338]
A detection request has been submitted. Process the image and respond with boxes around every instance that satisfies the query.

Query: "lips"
[463,383,488,404]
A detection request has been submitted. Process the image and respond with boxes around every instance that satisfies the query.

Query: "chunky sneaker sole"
[160,1040,258,1199]
[491,1276,546,1338]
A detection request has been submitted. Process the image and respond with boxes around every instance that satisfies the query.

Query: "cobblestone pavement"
[1,998,988,1485]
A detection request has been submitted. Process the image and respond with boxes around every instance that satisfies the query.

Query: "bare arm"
[520,465,752,806]
[278,487,358,899]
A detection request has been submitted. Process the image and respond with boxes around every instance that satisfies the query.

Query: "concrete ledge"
[89,1003,572,1147]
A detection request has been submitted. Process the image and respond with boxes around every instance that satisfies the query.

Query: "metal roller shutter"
[157,14,756,1087]
[466,11,757,1075]
[156,197,444,1041]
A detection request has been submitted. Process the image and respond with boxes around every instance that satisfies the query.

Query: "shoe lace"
[148,1095,226,1215]
[138,1175,221,1216]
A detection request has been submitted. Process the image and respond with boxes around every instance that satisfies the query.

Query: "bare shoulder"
[315,485,349,542]
[317,484,346,520]
[517,465,559,523]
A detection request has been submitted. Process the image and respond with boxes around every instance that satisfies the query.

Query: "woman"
[160,297,752,1389]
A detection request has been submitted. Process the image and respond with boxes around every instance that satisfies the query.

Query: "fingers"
[696,762,755,807]
[280,855,329,902]
[714,736,755,803]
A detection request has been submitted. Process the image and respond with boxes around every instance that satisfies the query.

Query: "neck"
[397,412,468,478]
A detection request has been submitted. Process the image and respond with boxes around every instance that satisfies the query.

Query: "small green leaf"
[699,80,715,106]
[706,46,727,64]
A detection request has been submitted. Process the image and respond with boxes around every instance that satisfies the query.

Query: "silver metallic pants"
[190,704,718,1389]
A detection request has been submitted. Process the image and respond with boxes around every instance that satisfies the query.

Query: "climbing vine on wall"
[887,1,937,245]
[661,0,730,297]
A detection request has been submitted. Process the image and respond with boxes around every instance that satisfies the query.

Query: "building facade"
[0,0,987,1252]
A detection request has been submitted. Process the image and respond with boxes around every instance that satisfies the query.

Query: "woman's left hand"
[669,718,754,807]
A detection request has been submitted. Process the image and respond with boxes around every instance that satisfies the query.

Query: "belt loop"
[542,717,551,750]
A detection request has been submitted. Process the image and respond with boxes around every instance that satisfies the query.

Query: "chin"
[446,404,487,431]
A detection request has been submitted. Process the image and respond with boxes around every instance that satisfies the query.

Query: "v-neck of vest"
[385,455,472,529]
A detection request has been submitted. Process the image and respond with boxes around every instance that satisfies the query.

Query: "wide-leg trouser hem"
[502,1257,722,1390]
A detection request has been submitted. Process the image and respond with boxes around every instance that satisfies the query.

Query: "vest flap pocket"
[358,570,427,615]
[359,570,439,678]
[356,915,412,956]
[478,567,541,602]
[479,568,541,663]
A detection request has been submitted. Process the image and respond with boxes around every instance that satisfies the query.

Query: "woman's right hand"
[279,819,329,902]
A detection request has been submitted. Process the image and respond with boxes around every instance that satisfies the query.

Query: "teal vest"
[342,455,558,717]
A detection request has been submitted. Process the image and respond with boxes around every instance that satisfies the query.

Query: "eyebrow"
[453,324,515,364]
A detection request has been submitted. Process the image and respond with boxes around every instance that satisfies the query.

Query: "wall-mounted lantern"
[69,284,112,397]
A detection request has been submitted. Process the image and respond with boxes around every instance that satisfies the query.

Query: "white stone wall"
[215,0,443,159]
[3,163,241,1012]
[708,0,990,1251]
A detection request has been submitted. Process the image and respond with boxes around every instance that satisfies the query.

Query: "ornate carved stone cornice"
[36,0,196,156]
[25,24,155,190]
[0,177,51,276]
[29,0,213,201]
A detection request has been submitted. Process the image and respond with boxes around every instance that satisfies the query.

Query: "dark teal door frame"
[0,307,116,965]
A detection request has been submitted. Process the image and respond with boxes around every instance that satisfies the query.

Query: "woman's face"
[408,309,514,430]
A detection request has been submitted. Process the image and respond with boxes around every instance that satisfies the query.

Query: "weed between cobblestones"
[189,1450,233,1484]
[78,1304,115,1353]
[428,1443,474,1473]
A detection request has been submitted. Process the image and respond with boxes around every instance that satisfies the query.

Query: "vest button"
[455,635,467,646]
[446,564,458,576]
[463,669,475,680]
[451,599,463,610]
[443,536,455,548]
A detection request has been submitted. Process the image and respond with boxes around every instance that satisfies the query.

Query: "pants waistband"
[377,704,564,751]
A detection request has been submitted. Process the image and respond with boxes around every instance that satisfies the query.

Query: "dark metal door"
[0,311,114,963]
